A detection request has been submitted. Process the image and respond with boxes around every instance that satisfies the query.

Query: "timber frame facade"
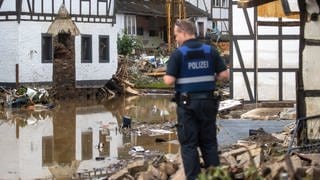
[0,0,115,24]
[231,0,300,102]
[187,0,300,102]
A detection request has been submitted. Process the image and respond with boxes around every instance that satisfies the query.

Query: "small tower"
[47,4,80,99]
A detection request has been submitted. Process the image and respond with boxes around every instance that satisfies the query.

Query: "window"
[99,35,110,63]
[41,33,53,63]
[81,34,92,63]
[213,0,228,7]
[124,15,136,35]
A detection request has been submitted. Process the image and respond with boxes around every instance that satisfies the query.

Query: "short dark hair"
[175,19,196,35]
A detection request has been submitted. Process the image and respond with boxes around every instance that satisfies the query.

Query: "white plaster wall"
[283,40,299,68]
[257,40,279,68]
[75,22,118,81]
[304,1,320,119]
[233,40,254,69]
[257,72,279,101]
[306,97,320,119]
[0,22,19,82]
[0,0,16,11]
[233,5,254,35]
[303,46,320,90]
[282,72,296,101]
[17,21,53,84]
[233,72,255,101]
[305,19,320,40]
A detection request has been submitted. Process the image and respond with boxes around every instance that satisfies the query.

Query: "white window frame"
[213,0,228,8]
[124,15,136,35]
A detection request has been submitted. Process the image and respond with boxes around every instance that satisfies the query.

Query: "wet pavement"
[0,94,293,179]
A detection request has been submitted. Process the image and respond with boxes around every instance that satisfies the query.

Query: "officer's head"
[174,19,196,47]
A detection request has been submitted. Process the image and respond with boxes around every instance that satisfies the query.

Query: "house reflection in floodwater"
[76,105,122,159]
[0,104,122,179]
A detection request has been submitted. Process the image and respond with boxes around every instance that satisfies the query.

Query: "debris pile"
[99,55,169,100]
[0,86,53,109]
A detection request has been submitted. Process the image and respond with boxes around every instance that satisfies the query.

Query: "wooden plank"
[144,72,166,77]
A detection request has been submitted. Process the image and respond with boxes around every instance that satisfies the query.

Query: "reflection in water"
[0,95,178,179]
[0,95,292,179]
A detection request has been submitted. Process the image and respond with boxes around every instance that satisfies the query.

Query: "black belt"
[176,91,218,99]
[187,92,214,99]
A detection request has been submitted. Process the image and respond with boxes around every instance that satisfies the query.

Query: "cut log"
[122,80,135,87]
[125,86,140,95]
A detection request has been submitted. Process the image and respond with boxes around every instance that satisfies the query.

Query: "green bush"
[117,33,141,55]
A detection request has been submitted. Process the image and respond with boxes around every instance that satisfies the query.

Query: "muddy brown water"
[0,94,293,179]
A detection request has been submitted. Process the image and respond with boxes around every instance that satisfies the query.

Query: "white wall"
[75,22,118,81]
[17,21,53,84]
[0,22,19,82]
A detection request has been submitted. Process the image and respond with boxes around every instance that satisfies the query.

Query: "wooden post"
[15,64,19,87]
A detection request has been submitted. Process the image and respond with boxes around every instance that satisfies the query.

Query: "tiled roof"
[115,0,210,17]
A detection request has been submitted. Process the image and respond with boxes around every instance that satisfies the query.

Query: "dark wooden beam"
[305,39,320,46]
[238,0,277,8]
[27,0,32,12]
[0,0,4,8]
[257,21,300,26]
[16,0,22,23]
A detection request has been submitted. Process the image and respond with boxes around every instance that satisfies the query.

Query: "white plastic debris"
[130,146,145,153]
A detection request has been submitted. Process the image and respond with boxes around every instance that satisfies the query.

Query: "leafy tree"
[117,33,141,56]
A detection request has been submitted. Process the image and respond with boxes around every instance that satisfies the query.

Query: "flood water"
[0,94,293,179]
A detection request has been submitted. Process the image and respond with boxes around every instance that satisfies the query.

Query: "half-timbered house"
[0,0,117,87]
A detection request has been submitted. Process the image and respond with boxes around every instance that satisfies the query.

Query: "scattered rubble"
[0,86,53,109]
[94,120,320,180]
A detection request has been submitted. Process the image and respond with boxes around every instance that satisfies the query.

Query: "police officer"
[163,19,229,180]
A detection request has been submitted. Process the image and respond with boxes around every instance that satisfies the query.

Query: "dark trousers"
[176,98,220,180]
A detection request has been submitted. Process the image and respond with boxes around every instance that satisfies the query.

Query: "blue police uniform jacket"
[175,44,216,93]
